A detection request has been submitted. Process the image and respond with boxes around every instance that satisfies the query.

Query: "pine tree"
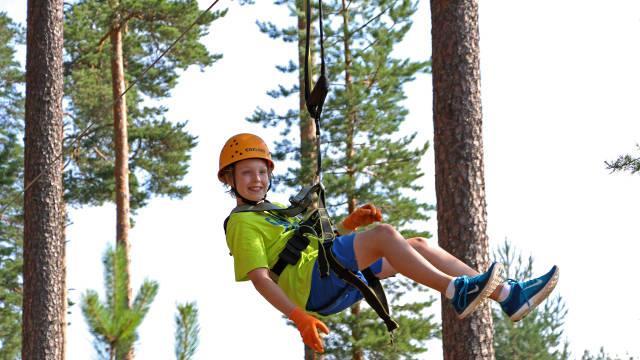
[581,347,636,360]
[259,3,320,356]
[63,0,223,209]
[174,301,200,360]
[319,280,438,360]
[23,0,66,356]
[492,241,569,360]
[605,145,640,174]
[0,12,24,360]
[430,0,495,358]
[81,246,159,360]
[251,1,436,358]
[63,2,223,357]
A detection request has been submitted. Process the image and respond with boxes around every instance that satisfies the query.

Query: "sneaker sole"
[510,266,560,322]
[458,263,503,319]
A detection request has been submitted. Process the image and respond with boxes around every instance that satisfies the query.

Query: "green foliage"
[62,0,226,211]
[254,0,437,357]
[0,12,23,133]
[581,347,636,360]
[249,0,431,229]
[0,11,23,360]
[82,246,159,359]
[605,145,640,175]
[252,0,437,228]
[320,278,439,359]
[492,241,569,360]
[174,301,200,360]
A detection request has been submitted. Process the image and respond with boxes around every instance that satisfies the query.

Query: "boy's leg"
[375,236,508,301]
[357,226,559,322]
[354,224,502,319]
[353,224,453,293]
[406,237,480,276]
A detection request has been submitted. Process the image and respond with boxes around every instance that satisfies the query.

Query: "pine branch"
[605,150,640,174]
[175,302,200,360]
[325,0,399,49]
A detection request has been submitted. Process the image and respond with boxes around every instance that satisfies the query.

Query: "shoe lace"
[456,276,470,309]
[505,278,531,307]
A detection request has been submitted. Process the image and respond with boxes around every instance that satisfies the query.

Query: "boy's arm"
[247,267,329,353]
[247,267,296,315]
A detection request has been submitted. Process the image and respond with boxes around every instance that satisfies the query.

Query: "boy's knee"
[374,223,400,238]
[408,237,431,249]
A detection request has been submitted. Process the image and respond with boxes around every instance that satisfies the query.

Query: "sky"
[2,0,640,359]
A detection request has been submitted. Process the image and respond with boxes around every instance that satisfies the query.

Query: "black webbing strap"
[362,268,389,312]
[304,0,329,122]
[304,0,328,182]
[272,206,335,276]
[323,241,399,333]
[271,226,312,276]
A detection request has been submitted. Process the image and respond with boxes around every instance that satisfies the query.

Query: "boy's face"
[230,158,270,203]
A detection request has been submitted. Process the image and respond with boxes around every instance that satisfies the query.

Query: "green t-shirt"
[225,205,319,309]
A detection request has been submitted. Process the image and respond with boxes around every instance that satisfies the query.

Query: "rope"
[0,0,223,223]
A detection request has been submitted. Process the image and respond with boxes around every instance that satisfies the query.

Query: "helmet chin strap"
[230,169,272,206]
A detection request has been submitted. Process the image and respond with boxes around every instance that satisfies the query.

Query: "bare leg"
[362,232,505,301]
[353,224,453,293]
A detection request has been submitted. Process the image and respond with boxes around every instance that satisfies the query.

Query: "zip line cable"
[0,0,222,223]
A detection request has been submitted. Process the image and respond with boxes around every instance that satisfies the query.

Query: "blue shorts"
[305,233,383,315]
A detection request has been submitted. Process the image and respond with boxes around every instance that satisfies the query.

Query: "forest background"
[2,0,640,359]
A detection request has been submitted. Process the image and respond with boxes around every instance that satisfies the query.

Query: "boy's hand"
[288,307,330,353]
[342,203,382,231]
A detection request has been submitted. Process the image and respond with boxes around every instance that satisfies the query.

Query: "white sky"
[2,0,640,359]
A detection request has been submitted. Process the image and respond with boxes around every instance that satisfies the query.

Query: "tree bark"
[339,2,363,360]
[110,12,133,307]
[110,8,134,360]
[23,0,66,357]
[299,2,322,358]
[430,0,495,359]
[341,0,357,216]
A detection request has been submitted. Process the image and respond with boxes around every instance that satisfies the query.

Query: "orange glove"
[288,307,330,353]
[342,203,382,231]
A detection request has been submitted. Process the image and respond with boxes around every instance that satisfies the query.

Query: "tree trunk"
[299,2,322,358]
[110,9,134,360]
[339,2,363,359]
[23,0,66,357]
[110,12,132,306]
[299,0,318,186]
[430,1,495,359]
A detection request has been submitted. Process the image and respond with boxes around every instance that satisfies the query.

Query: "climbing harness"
[225,184,398,333]
[224,0,398,334]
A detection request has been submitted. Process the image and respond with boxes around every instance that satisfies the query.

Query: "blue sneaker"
[500,265,560,322]
[451,262,503,319]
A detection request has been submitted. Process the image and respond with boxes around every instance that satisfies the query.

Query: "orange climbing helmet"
[218,133,274,181]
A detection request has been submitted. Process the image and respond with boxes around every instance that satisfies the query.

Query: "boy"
[220,133,559,353]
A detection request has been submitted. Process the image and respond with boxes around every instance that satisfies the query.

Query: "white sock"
[445,279,456,299]
[497,283,511,302]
